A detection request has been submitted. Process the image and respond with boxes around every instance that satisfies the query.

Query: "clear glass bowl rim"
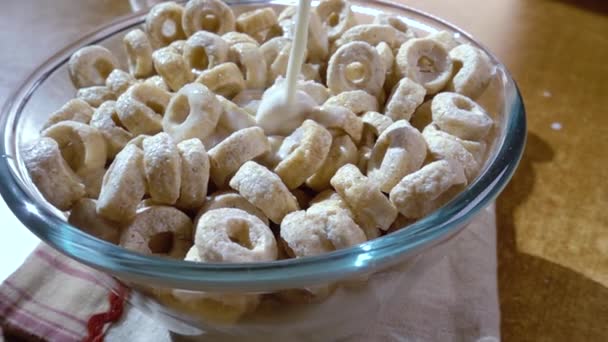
[0,0,526,291]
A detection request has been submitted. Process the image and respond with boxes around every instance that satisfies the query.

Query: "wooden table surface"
[2,1,607,341]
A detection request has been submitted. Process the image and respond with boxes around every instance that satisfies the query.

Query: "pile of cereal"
[23,0,494,273]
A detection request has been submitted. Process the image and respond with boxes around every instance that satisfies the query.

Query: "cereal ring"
[97,144,146,222]
[232,89,263,115]
[367,120,427,192]
[176,138,210,210]
[76,86,116,107]
[254,135,284,169]
[324,90,378,115]
[77,167,106,199]
[356,146,372,174]
[68,198,121,243]
[163,83,222,142]
[22,137,85,211]
[297,80,330,105]
[90,101,133,158]
[361,111,393,138]
[260,37,291,69]
[376,42,395,75]
[274,120,333,189]
[143,133,182,205]
[280,208,365,258]
[236,8,278,37]
[41,121,107,174]
[229,161,299,224]
[327,41,385,97]
[42,99,94,130]
[396,37,454,94]
[121,205,193,259]
[122,29,155,78]
[215,95,256,133]
[306,134,358,192]
[183,31,229,74]
[169,39,186,54]
[222,31,259,47]
[301,63,322,82]
[384,77,426,121]
[373,14,416,47]
[427,30,461,51]
[105,69,135,96]
[310,105,363,143]
[68,45,118,88]
[256,81,317,136]
[208,127,270,187]
[410,99,433,131]
[316,0,357,42]
[143,75,170,91]
[389,159,466,219]
[308,190,350,212]
[278,7,328,63]
[431,92,493,140]
[144,2,186,48]
[447,44,494,99]
[116,82,171,136]
[196,191,269,227]
[126,134,149,149]
[268,42,296,83]
[229,43,267,89]
[195,208,277,262]
[422,124,481,181]
[330,164,398,231]
[387,214,416,234]
[182,0,235,36]
[195,62,246,99]
[152,47,193,92]
[334,24,398,50]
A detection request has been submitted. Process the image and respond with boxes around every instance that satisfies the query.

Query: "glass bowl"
[0,0,526,340]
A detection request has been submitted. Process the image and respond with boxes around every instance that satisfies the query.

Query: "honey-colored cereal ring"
[427,30,461,51]
[41,121,107,174]
[315,0,357,42]
[214,95,257,134]
[42,99,94,130]
[367,120,427,193]
[278,7,328,63]
[68,198,122,243]
[356,146,372,174]
[144,2,186,48]
[68,45,118,89]
[183,31,229,74]
[389,159,466,219]
[431,92,493,141]
[163,83,222,142]
[208,127,270,187]
[97,144,147,222]
[182,0,236,36]
[297,80,330,105]
[169,39,186,54]
[22,137,85,211]
[152,47,193,92]
[447,44,493,99]
[395,37,454,95]
[361,111,393,138]
[327,41,385,97]
[90,101,133,159]
[384,77,426,121]
[254,135,284,170]
[260,37,291,70]
[280,208,366,258]
[334,24,398,51]
[176,138,210,210]
[76,86,116,108]
[122,29,155,78]
[195,62,246,99]
[195,208,278,262]
[115,82,171,136]
[330,164,398,231]
[306,134,358,192]
[309,105,363,143]
[236,7,278,37]
[143,75,170,91]
[228,43,267,89]
[105,69,135,97]
[274,120,333,189]
[229,161,299,224]
[143,133,182,205]
[376,42,395,75]
[373,14,416,47]
[196,191,269,226]
[221,32,259,47]
[324,90,379,115]
[121,205,193,259]
[77,166,106,199]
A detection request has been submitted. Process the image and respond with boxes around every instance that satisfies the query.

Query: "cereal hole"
[345,61,367,85]
[368,139,388,172]
[417,55,437,74]
[189,46,209,71]
[452,60,463,77]
[228,219,254,250]
[148,231,174,254]
[162,19,177,39]
[328,12,340,27]
[111,110,129,130]
[145,100,166,116]
[168,94,191,124]
[453,96,474,111]
[200,13,220,33]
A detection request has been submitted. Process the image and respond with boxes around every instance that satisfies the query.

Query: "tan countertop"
[1,1,606,341]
